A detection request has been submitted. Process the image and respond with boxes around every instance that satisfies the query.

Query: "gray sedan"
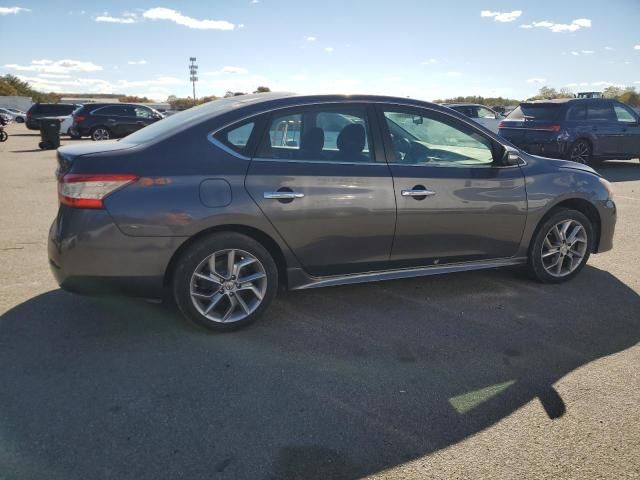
[49,93,616,331]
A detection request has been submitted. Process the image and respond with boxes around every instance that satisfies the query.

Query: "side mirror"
[504,150,522,166]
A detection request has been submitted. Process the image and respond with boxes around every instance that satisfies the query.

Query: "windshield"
[122,93,291,145]
[507,104,563,121]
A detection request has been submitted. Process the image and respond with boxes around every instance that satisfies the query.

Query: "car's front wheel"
[172,232,278,332]
[528,208,593,283]
[90,127,111,141]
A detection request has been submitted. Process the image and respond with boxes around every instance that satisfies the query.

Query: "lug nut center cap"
[224,281,235,290]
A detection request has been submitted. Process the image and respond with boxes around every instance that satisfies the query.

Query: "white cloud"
[581,50,594,54]
[0,6,30,15]
[95,15,136,24]
[251,0,259,3]
[3,59,103,74]
[570,51,580,56]
[520,18,591,33]
[324,47,334,53]
[591,81,625,88]
[480,10,522,22]
[205,66,249,75]
[127,60,147,65]
[238,23,245,28]
[634,45,640,50]
[38,73,71,79]
[306,36,316,41]
[527,78,546,84]
[142,7,234,30]
[446,71,462,77]
[422,58,437,65]
[604,46,614,51]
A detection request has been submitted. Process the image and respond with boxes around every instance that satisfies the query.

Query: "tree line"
[3,74,638,108]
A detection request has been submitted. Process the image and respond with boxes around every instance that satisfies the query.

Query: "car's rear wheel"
[528,208,593,283]
[15,117,24,123]
[568,139,598,166]
[90,127,111,141]
[172,232,278,332]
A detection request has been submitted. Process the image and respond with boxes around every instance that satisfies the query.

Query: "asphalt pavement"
[0,122,638,480]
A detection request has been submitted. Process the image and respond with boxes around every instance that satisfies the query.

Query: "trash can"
[39,117,61,150]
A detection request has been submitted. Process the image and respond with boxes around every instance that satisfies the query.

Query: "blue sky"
[1,0,639,101]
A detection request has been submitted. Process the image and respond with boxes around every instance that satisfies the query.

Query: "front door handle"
[263,191,305,200]
[401,187,436,197]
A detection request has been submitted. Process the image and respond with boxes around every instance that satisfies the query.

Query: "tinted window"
[215,121,255,153]
[566,104,586,121]
[587,103,615,121]
[613,104,637,123]
[383,110,494,166]
[93,106,128,116]
[508,104,563,121]
[36,104,76,115]
[257,106,373,162]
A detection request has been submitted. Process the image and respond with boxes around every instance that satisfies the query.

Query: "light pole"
[189,57,198,101]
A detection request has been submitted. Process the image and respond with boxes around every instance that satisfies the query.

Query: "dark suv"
[499,98,640,166]
[70,103,164,141]
[25,103,79,130]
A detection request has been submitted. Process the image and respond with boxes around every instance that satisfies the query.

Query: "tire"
[90,126,111,141]
[0,130,7,142]
[172,232,278,332]
[568,139,599,166]
[15,117,24,123]
[528,208,593,284]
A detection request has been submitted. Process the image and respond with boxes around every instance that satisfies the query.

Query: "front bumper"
[48,206,184,297]
[595,199,616,253]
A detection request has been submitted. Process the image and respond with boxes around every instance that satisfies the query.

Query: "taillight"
[58,173,137,209]
[535,124,561,132]
[498,121,507,129]
[73,115,86,122]
[27,111,32,117]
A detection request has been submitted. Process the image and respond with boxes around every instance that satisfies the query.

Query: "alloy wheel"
[570,142,589,164]
[540,219,588,277]
[189,249,267,323]
[92,128,110,141]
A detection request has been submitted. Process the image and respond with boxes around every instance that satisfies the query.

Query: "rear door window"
[257,105,374,162]
[587,103,615,122]
[566,104,587,121]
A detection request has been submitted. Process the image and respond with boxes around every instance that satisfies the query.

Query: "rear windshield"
[507,104,563,121]
[34,104,77,115]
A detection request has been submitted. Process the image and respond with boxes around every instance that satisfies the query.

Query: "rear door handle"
[401,188,436,197]
[263,191,305,199]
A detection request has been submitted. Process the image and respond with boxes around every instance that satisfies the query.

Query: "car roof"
[445,103,491,108]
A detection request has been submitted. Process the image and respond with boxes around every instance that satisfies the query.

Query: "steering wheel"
[392,135,412,162]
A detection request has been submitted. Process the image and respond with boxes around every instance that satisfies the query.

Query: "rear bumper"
[26,119,40,130]
[48,206,184,297]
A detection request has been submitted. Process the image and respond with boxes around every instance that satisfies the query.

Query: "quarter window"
[613,104,637,123]
[566,104,587,121]
[214,121,256,154]
[383,110,494,166]
[257,106,373,162]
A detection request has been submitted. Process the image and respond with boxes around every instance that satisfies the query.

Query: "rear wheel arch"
[163,224,289,290]
[531,199,601,254]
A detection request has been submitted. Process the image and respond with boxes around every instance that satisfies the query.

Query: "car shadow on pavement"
[597,160,640,182]
[0,266,638,480]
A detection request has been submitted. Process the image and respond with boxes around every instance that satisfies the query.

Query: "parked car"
[50,93,616,332]
[26,103,80,130]
[70,103,164,141]
[0,107,25,123]
[443,103,503,133]
[499,98,640,166]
